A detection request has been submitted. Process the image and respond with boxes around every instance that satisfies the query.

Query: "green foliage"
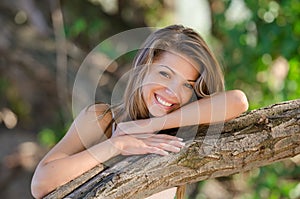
[213,0,300,110]
[247,163,300,199]
[0,77,9,95]
[210,1,300,198]
[37,128,57,148]
[37,121,71,148]
[0,77,30,120]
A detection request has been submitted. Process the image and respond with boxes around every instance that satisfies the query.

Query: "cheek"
[181,90,194,105]
[141,86,147,100]
[141,84,152,102]
[141,75,161,97]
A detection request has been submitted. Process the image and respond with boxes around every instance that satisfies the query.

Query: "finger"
[168,140,186,148]
[134,133,183,141]
[146,147,169,156]
[152,134,183,141]
[145,139,185,148]
[157,143,181,153]
[131,134,154,139]
[145,142,182,153]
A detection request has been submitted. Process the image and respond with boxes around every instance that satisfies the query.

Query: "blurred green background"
[0,0,299,198]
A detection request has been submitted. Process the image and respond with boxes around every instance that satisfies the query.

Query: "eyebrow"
[158,64,197,82]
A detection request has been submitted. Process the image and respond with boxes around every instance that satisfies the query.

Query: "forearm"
[159,90,248,130]
[131,90,248,132]
[31,139,120,198]
[114,90,248,136]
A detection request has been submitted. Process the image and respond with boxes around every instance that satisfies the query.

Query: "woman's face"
[142,51,199,117]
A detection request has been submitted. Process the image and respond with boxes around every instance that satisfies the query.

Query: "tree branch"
[44,99,300,199]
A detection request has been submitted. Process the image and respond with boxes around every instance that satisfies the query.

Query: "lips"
[154,94,178,111]
[155,94,173,107]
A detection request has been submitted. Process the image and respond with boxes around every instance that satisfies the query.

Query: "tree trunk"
[44,99,300,199]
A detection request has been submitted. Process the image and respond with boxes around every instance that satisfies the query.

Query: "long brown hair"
[112,24,224,122]
[106,24,225,199]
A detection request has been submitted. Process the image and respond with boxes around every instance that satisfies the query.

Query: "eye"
[159,71,170,78]
[184,82,194,89]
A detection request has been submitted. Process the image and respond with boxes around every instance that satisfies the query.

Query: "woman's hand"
[110,133,185,156]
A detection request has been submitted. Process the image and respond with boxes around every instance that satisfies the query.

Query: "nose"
[165,87,176,96]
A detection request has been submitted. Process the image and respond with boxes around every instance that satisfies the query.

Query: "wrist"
[148,116,168,132]
[119,119,156,134]
[130,117,166,132]
[87,138,121,163]
[108,137,122,155]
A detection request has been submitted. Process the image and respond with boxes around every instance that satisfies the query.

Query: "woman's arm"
[31,104,116,198]
[115,90,248,135]
[31,104,184,198]
[160,89,249,130]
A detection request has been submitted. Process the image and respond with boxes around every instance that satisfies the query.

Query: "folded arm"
[161,89,249,129]
[115,90,249,135]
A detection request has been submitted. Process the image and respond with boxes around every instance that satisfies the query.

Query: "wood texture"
[44,99,300,199]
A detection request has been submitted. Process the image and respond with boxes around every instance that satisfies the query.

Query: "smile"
[155,94,173,107]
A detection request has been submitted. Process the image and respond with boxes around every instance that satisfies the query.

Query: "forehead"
[152,51,199,80]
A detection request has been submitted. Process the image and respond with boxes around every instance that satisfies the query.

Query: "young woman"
[31,25,248,199]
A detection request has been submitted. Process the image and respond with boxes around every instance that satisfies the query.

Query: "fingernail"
[177,137,183,141]
[179,142,185,147]
[174,147,181,152]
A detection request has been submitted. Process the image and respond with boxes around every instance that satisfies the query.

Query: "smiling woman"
[142,52,199,117]
[31,25,248,199]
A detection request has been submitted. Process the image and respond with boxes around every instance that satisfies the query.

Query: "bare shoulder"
[84,103,112,122]
[74,103,113,147]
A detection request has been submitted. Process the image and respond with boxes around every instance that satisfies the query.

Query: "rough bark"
[44,99,300,199]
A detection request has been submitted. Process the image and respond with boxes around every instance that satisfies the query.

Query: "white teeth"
[156,95,172,107]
